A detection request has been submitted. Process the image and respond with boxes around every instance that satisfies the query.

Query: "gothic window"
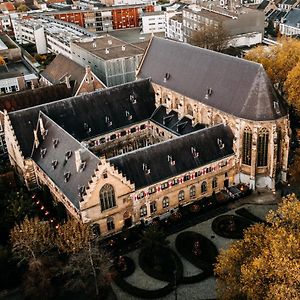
[190,185,196,198]
[257,128,269,167]
[100,184,116,211]
[212,177,218,189]
[178,190,185,201]
[174,98,180,109]
[150,201,157,213]
[162,197,169,208]
[106,217,115,231]
[140,205,147,217]
[242,127,252,166]
[201,181,207,193]
[91,223,100,237]
[187,104,193,116]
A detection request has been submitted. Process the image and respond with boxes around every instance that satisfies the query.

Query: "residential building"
[183,4,264,47]
[5,37,289,237]
[279,8,300,36]
[142,11,165,33]
[165,12,184,41]
[40,54,105,96]
[70,35,144,87]
[0,34,22,61]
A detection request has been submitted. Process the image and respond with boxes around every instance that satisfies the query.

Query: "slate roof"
[41,54,87,95]
[110,124,234,189]
[9,79,155,158]
[284,8,300,27]
[32,113,99,209]
[0,83,72,112]
[138,37,287,121]
[150,105,205,135]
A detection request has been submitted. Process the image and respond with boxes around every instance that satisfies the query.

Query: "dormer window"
[40,148,47,158]
[51,160,58,169]
[130,94,137,104]
[217,138,224,149]
[42,129,48,140]
[79,161,86,172]
[105,116,112,127]
[191,147,199,158]
[64,172,71,182]
[65,150,72,159]
[125,110,132,120]
[53,138,59,148]
[143,163,150,175]
[78,185,86,197]
[168,155,175,166]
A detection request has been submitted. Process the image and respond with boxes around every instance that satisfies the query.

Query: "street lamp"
[173,269,178,300]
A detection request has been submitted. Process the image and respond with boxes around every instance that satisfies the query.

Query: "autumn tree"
[10,217,56,299]
[56,218,111,298]
[17,4,29,12]
[245,38,300,112]
[214,194,300,300]
[191,23,229,52]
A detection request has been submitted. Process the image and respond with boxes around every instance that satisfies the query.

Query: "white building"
[142,11,165,34]
[280,8,300,36]
[12,17,95,56]
[165,12,183,42]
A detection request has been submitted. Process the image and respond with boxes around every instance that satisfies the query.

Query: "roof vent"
[125,110,132,120]
[105,48,109,54]
[51,160,58,169]
[122,45,126,51]
[40,148,47,158]
[65,150,72,160]
[163,72,171,82]
[130,94,137,104]
[143,163,150,175]
[168,155,175,166]
[64,172,71,182]
[205,88,213,99]
[78,185,86,197]
[105,116,112,127]
[108,39,112,45]
[53,138,59,148]
[217,138,224,149]
[191,147,199,158]
[92,42,96,48]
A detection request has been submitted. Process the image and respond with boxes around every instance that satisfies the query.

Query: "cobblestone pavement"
[111,191,279,300]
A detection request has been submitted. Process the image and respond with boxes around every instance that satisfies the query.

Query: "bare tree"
[191,23,229,52]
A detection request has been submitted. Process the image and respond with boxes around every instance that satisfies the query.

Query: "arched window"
[257,128,269,167]
[190,185,196,198]
[174,98,180,109]
[150,201,157,213]
[212,177,218,189]
[201,181,207,193]
[91,223,100,237]
[100,184,116,211]
[187,104,193,116]
[178,190,185,201]
[242,127,252,166]
[106,217,115,231]
[140,205,147,217]
[162,197,169,208]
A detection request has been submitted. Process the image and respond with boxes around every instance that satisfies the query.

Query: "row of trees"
[10,217,111,299]
[245,38,300,113]
[214,194,300,299]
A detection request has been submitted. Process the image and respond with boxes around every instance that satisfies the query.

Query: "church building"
[4,37,289,237]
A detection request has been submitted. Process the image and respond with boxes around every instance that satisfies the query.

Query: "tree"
[10,217,53,261]
[141,224,169,252]
[56,218,111,298]
[17,4,29,12]
[0,55,5,65]
[214,194,300,300]
[191,23,229,52]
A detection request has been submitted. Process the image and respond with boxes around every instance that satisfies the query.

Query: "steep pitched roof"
[41,54,87,95]
[9,79,155,158]
[32,113,99,209]
[138,37,287,121]
[110,124,234,189]
[0,83,72,112]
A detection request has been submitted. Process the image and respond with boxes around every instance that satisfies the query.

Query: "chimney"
[33,129,39,148]
[39,117,45,136]
[105,48,109,54]
[122,45,126,51]
[75,149,82,172]
[65,75,71,89]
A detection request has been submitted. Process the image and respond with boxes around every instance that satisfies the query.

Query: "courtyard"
[111,190,278,300]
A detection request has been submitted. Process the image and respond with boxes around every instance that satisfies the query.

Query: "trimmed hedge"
[112,266,175,299]
[175,231,218,274]
[139,247,183,283]
[211,215,252,239]
[114,256,135,278]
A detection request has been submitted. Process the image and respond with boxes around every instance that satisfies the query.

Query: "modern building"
[40,54,105,96]
[165,12,184,42]
[5,37,289,237]
[183,3,265,47]
[141,11,165,34]
[12,17,95,56]
[70,35,144,87]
